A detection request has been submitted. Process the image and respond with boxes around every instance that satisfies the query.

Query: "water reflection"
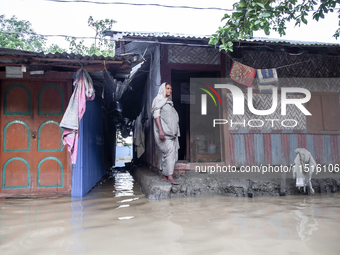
[0,207,5,243]
[116,205,130,209]
[113,171,135,198]
[67,197,85,254]
[293,199,319,241]
[118,198,139,203]
[0,199,72,254]
[0,172,339,254]
[118,216,134,220]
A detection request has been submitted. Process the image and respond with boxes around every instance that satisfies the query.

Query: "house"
[0,48,144,197]
[104,31,340,177]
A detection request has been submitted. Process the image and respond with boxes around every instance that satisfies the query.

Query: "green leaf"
[233,12,245,17]
[246,8,254,14]
[221,13,230,21]
[260,12,271,18]
[213,0,339,52]
[264,26,270,35]
[256,3,265,8]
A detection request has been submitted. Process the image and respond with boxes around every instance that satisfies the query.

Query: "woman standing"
[152,83,180,184]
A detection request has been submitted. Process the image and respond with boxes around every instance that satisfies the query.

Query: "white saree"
[152,83,180,176]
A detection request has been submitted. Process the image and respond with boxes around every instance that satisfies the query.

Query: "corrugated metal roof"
[0,47,143,62]
[104,30,210,40]
[105,30,340,47]
[0,47,144,73]
[243,37,340,47]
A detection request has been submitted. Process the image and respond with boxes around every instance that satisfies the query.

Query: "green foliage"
[65,37,89,55]
[0,14,116,56]
[209,0,340,52]
[116,131,131,147]
[0,14,46,52]
[66,16,116,57]
[47,43,68,54]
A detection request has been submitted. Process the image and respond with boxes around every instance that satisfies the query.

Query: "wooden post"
[219,88,231,164]
[280,172,286,196]
[319,181,326,194]
[120,41,125,54]
[248,179,254,198]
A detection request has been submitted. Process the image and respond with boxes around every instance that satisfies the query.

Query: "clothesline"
[226,53,326,70]
[225,53,330,88]
[276,58,316,70]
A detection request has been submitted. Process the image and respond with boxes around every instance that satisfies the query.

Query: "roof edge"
[104,30,340,47]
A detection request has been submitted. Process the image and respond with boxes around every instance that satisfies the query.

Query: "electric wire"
[44,0,233,11]
[43,0,340,12]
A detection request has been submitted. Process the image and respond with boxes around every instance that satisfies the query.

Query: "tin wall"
[229,133,340,166]
[71,95,106,197]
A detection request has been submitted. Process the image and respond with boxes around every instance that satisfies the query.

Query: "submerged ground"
[1,169,340,255]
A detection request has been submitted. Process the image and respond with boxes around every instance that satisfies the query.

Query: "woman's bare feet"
[161,175,167,181]
[167,175,179,185]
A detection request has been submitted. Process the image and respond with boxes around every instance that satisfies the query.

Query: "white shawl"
[151,83,172,118]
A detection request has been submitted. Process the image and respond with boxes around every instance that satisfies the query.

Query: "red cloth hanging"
[229,60,256,87]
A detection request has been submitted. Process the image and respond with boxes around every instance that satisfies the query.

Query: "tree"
[116,131,131,147]
[66,16,117,57]
[209,0,340,52]
[0,14,47,52]
[0,14,116,56]
[47,43,68,54]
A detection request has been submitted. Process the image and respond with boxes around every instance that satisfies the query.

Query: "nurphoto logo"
[201,84,311,116]
[198,84,312,128]
[197,82,222,115]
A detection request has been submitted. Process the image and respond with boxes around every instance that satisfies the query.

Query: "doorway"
[170,70,220,161]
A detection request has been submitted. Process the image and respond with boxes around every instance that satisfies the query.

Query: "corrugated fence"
[229,134,340,166]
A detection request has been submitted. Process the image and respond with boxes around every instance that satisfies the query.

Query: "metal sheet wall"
[229,133,236,166]
[271,134,281,165]
[323,135,332,164]
[234,134,246,166]
[230,133,340,166]
[306,134,315,159]
[314,135,323,164]
[254,134,264,165]
[281,134,290,165]
[264,134,272,164]
[331,135,340,163]
[338,136,340,162]
[289,134,298,165]
[71,95,106,197]
[244,134,255,166]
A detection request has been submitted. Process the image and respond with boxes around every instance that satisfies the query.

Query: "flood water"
[1,169,340,255]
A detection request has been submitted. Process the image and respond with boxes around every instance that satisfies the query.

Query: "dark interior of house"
[171,70,221,161]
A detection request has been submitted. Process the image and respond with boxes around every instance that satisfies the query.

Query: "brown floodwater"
[1,170,340,255]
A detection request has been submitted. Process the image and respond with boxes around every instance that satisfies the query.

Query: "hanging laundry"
[133,113,145,158]
[256,68,278,93]
[60,68,95,164]
[229,60,256,87]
